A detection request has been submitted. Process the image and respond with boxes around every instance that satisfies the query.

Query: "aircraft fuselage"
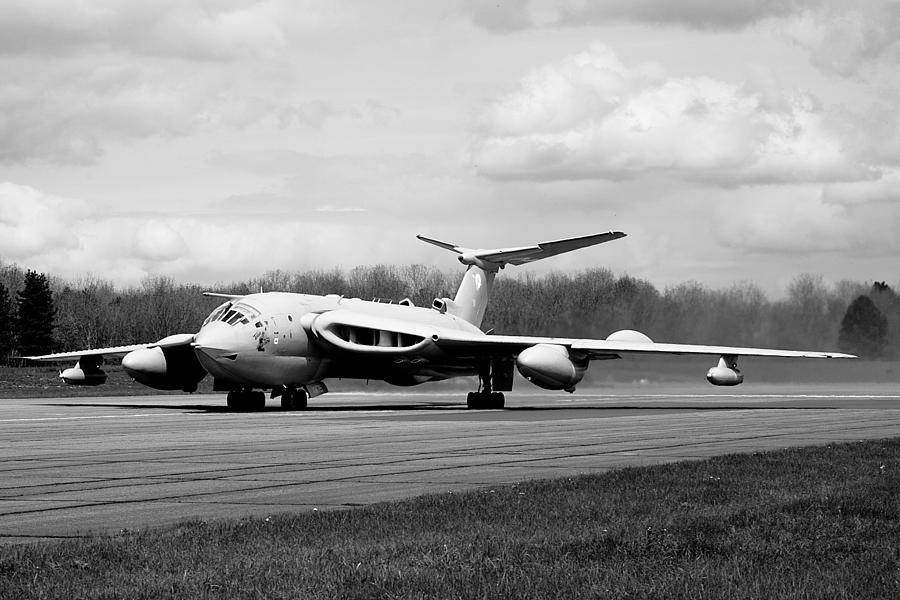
[191,292,484,390]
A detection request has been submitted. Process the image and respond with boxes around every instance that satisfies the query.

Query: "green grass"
[1,439,898,599]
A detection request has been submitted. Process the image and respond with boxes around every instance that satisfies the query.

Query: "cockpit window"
[203,301,261,327]
[203,301,232,326]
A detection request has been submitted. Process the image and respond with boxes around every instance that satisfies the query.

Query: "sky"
[2,0,900,296]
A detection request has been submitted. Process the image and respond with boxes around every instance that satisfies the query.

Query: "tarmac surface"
[2,381,900,544]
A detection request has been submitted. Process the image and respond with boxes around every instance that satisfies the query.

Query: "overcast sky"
[1,0,899,296]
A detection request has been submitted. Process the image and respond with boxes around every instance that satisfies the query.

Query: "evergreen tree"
[15,270,56,357]
[868,281,900,358]
[838,295,887,358]
[0,281,13,363]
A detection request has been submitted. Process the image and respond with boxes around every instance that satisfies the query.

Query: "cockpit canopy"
[202,301,261,327]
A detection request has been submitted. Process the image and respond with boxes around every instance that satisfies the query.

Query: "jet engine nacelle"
[516,343,587,392]
[706,356,743,386]
[60,356,107,386]
[122,342,207,392]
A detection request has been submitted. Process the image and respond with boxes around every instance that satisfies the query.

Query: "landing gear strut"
[280,387,309,411]
[467,362,505,409]
[226,389,266,411]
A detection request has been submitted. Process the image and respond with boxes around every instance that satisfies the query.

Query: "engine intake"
[122,342,206,392]
[706,355,743,386]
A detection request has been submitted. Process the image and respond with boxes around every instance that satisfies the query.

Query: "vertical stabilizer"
[418,231,626,329]
[449,266,496,327]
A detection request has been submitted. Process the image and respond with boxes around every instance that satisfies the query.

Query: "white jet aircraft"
[29,232,855,410]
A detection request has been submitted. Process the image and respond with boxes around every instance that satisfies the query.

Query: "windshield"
[202,301,261,327]
[203,301,232,326]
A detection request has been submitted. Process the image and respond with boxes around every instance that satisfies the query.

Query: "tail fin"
[418,231,626,328]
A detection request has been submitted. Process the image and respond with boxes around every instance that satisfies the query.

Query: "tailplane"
[418,231,626,327]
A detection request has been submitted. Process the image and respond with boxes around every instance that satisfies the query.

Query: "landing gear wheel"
[252,391,266,410]
[280,388,309,411]
[227,390,266,411]
[466,391,505,409]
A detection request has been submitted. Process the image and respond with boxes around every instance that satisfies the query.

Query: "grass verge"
[1,439,899,599]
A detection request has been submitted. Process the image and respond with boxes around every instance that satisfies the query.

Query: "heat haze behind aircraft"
[29,232,855,409]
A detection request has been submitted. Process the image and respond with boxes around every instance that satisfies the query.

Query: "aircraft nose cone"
[193,321,239,358]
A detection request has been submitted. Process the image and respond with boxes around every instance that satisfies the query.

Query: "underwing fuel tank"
[60,356,107,386]
[706,356,744,386]
[516,343,587,392]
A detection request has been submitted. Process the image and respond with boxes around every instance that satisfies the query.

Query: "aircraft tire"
[227,390,265,412]
[252,391,266,410]
[467,391,505,409]
[281,389,308,410]
[281,390,296,410]
[226,391,242,411]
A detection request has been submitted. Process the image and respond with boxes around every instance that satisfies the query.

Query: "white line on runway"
[0,413,167,423]
[577,394,900,400]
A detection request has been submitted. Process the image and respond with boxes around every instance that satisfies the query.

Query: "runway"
[2,382,900,544]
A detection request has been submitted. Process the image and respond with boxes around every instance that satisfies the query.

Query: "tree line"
[0,260,897,363]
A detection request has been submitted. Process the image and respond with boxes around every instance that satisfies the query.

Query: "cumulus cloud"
[0,180,446,286]
[471,44,867,185]
[0,183,91,258]
[0,183,192,280]
[133,221,188,262]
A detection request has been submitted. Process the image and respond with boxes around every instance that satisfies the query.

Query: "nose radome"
[193,321,239,356]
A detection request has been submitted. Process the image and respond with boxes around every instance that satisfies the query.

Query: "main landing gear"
[467,362,506,409]
[226,389,266,411]
[466,390,505,409]
[280,387,309,411]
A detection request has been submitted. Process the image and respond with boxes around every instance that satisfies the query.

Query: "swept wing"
[430,331,854,360]
[302,308,854,360]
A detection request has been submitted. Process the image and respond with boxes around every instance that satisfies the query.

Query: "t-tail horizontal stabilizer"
[416,231,626,270]
[419,231,626,328]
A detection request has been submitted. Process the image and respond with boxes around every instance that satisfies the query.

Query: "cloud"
[709,183,900,258]
[0,179,458,286]
[461,0,813,32]
[0,1,368,164]
[822,168,900,205]
[133,221,188,262]
[462,0,534,32]
[782,4,900,77]
[0,183,90,258]
[552,0,803,31]
[713,190,852,253]
[461,1,900,78]
[0,1,287,61]
[470,44,868,185]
